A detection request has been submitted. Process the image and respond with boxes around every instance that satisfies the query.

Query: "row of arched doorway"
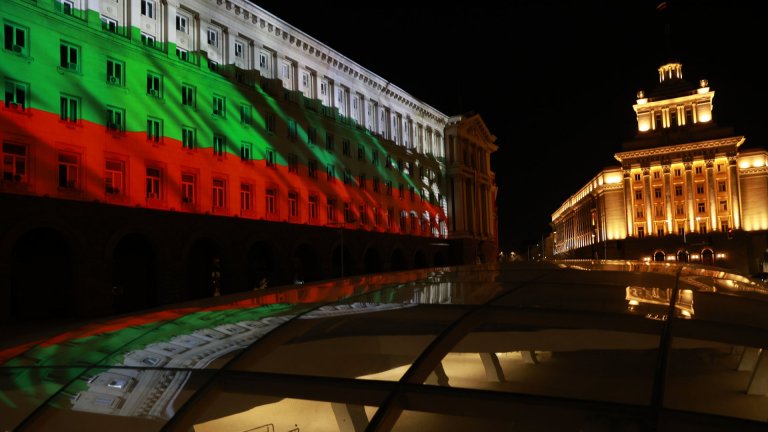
[652,248,716,265]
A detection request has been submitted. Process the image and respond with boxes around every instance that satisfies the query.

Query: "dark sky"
[251,1,767,253]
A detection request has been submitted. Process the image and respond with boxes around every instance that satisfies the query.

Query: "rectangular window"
[386,155,392,169]
[213,134,225,156]
[373,177,380,192]
[288,191,299,219]
[146,73,162,97]
[57,152,79,189]
[695,166,703,175]
[288,153,298,173]
[207,28,218,46]
[327,198,336,222]
[676,204,684,216]
[266,112,276,133]
[698,202,706,213]
[175,14,188,33]
[655,205,664,217]
[634,190,642,200]
[654,187,662,199]
[634,173,641,181]
[181,173,195,204]
[288,120,297,141]
[106,59,124,86]
[359,204,367,224]
[176,47,189,62]
[374,208,381,226]
[240,183,252,211]
[181,84,195,107]
[240,104,251,124]
[3,143,27,183]
[101,16,118,33]
[308,158,317,179]
[343,168,352,185]
[234,41,244,58]
[696,184,704,194]
[4,79,27,110]
[182,126,195,149]
[358,146,365,161]
[146,117,161,142]
[212,179,226,208]
[265,148,275,168]
[308,195,318,221]
[653,171,659,179]
[307,126,317,145]
[141,0,155,18]
[106,106,124,133]
[140,32,155,47]
[4,23,28,55]
[638,226,645,238]
[675,185,683,197]
[326,164,335,182]
[386,180,392,196]
[636,208,643,218]
[720,200,728,211]
[674,168,681,177]
[387,208,394,229]
[146,167,162,199]
[342,139,351,156]
[105,159,124,195]
[358,173,366,190]
[718,181,727,193]
[398,184,404,199]
[265,188,277,215]
[59,94,78,123]
[372,150,379,166]
[241,142,251,160]
[325,133,335,151]
[59,41,79,71]
[212,95,225,117]
[344,202,353,223]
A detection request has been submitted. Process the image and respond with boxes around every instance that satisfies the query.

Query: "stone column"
[623,168,634,236]
[706,158,718,231]
[643,167,653,235]
[728,155,742,229]
[684,160,696,232]
[663,163,673,234]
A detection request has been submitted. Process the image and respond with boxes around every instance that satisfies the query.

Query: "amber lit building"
[551,61,768,274]
[0,0,497,322]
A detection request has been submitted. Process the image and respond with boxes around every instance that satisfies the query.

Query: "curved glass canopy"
[3,260,768,431]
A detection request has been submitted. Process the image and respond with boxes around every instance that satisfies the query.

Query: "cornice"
[615,136,745,162]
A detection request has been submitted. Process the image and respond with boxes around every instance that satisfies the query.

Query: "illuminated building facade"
[551,61,768,273]
[0,0,497,321]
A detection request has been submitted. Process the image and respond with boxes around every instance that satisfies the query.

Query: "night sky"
[250,1,767,253]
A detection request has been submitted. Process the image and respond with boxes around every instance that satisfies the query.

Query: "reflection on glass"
[625,286,694,320]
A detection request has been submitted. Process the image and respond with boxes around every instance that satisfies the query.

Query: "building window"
[207,28,218,46]
[373,177,380,192]
[241,142,251,160]
[654,187,662,199]
[146,167,162,199]
[718,181,726,193]
[105,159,124,195]
[57,152,79,189]
[697,202,706,213]
[146,117,162,142]
[265,112,276,133]
[695,166,703,175]
[386,180,392,196]
[101,16,118,33]
[181,173,195,204]
[59,94,79,123]
[653,171,659,179]
[342,139,351,157]
[265,188,277,215]
[288,191,299,219]
[343,168,352,185]
[657,227,665,236]
[678,225,685,236]
[374,208,381,226]
[265,148,275,168]
[655,205,664,217]
[176,47,189,62]
[140,32,155,47]
[676,204,684,216]
[288,153,298,173]
[325,133,335,151]
[699,221,707,234]
[327,198,336,222]
[288,120,297,141]
[306,126,317,145]
[344,202,353,223]
[141,0,155,18]
[674,168,681,177]
[213,179,226,208]
[634,173,641,181]
[674,185,682,197]
[386,155,392,169]
[308,195,318,221]
[234,41,244,58]
[4,22,28,56]
[175,13,188,33]
[308,158,317,179]
[357,145,365,161]
[4,79,27,110]
[326,164,335,182]
[182,126,195,149]
[146,73,162,98]
[240,183,252,212]
[387,207,394,229]
[720,200,728,211]
[212,95,225,117]
[182,84,195,107]
[638,226,645,238]
[213,134,225,156]
[240,104,251,124]
[59,41,79,71]
[358,173,366,190]
[2,143,27,183]
[106,106,124,133]
[359,204,367,224]
[721,221,729,232]
[634,190,642,201]
[106,59,124,86]
[636,208,643,219]
[696,184,704,195]
[398,183,404,199]
[372,150,379,166]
